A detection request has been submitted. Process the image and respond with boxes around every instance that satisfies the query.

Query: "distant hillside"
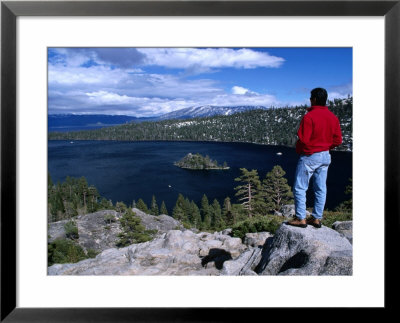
[48,106,267,132]
[48,114,156,132]
[48,97,352,151]
[158,105,268,120]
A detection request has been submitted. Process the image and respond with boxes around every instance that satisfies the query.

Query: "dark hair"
[310,88,328,106]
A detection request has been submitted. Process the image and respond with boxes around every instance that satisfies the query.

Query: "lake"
[48,140,352,214]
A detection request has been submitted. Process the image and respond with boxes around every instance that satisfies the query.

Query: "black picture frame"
[1,0,398,321]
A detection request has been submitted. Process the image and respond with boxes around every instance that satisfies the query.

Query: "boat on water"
[276,152,283,155]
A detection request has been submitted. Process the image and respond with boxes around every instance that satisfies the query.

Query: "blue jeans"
[293,151,331,220]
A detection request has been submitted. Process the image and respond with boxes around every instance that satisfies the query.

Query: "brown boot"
[286,217,307,228]
[306,217,322,228]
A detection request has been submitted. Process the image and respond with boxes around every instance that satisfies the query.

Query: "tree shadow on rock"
[254,237,274,274]
[201,248,232,270]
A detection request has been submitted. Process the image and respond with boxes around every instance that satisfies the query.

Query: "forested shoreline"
[48,97,352,151]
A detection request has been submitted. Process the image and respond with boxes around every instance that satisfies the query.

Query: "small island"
[174,153,229,170]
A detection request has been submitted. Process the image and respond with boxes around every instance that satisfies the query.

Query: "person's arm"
[296,116,313,154]
[330,118,342,149]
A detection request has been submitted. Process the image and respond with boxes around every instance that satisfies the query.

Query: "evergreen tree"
[116,209,152,247]
[150,195,159,216]
[200,194,212,230]
[261,165,293,214]
[222,197,235,226]
[335,178,352,211]
[99,198,113,210]
[211,199,225,231]
[160,201,168,215]
[78,177,89,211]
[136,198,149,213]
[234,168,262,217]
[172,205,186,222]
[189,201,202,228]
[115,201,127,218]
[87,185,100,213]
[172,194,189,223]
[48,174,109,222]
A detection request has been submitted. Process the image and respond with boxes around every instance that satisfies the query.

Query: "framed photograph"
[2,0,398,321]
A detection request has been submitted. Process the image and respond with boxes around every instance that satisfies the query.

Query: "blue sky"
[48,47,352,117]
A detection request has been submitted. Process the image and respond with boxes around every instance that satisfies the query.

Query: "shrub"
[232,215,284,240]
[86,248,100,259]
[104,213,116,225]
[48,239,87,266]
[321,211,352,228]
[116,209,153,247]
[64,220,79,240]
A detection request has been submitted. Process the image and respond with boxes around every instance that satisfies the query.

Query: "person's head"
[310,88,328,106]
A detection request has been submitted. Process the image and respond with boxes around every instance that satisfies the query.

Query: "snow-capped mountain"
[158,105,267,120]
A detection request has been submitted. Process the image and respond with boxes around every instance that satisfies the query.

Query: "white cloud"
[138,48,284,70]
[232,86,248,95]
[231,86,259,96]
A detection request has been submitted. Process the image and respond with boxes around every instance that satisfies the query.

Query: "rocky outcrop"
[332,221,353,244]
[132,208,184,233]
[48,208,183,253]
[48,208,353,276]
[244,232,272,248]
[48,229,248,275]
[256,223,352,275]
[275,204,310,218]
[48,210,121,252]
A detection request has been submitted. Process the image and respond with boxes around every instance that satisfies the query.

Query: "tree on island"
[174,153,229,170]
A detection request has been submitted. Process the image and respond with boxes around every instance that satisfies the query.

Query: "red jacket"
[296,105,342,155]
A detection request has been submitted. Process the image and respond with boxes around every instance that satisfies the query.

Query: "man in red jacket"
[287,88,342,228]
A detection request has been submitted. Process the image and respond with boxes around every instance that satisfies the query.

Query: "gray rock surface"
[132,208,184,233]
[48,210,121,252]
[244,232,273,247]
[48,209,353,276]
[48,229,248,275]
[332,221,353,244]
[280,204,310,218]
[48,208,184,253]
[257,223,352,276]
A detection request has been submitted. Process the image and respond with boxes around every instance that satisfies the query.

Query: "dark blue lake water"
[48,141,352,214]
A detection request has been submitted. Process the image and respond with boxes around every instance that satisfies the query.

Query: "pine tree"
[136,198,149,213]
[222,197,235,226]
[335,178,352,211]
[115,201,127,215]
[160,201,168,215]
[211,199,224,231]
[87,185,99,213]
[200,194,212,230]
[116,209,151,247]
[189,201,202,228]
[172,194,189,223]
[150,195,159,216]
[261,165,293,214]
[78,177,89,211]
[234,168,262,217]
